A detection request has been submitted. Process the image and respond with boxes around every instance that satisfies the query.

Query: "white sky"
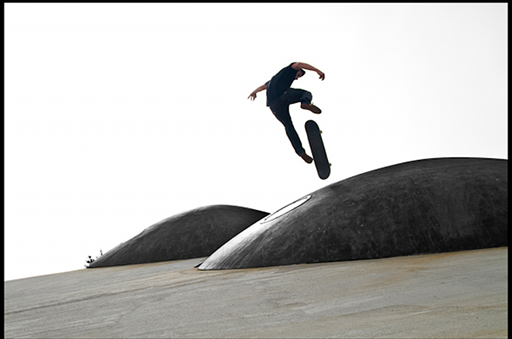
[4,3,508,281]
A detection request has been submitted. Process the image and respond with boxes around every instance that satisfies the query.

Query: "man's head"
[295,69,306,80]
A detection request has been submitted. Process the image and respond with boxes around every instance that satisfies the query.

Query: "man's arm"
[248,83,267,101]
[292,62,325,80]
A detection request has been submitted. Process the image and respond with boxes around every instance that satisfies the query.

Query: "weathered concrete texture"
[199,158,507,270]
[4,248,508,338]
[88,205,268,268]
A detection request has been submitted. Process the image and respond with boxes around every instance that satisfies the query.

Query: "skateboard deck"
[305,120,331,180]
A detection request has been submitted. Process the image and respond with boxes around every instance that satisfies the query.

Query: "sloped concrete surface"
[4,247,507,338]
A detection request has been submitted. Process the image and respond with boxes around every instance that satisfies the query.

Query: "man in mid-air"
[248,62,325,164]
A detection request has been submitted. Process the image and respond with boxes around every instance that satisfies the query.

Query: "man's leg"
[282,88,322,114]
[270,100,313,163]
[281,88,312,105]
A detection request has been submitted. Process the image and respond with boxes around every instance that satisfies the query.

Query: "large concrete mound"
[199,158,507,270]
[88,205,269,268]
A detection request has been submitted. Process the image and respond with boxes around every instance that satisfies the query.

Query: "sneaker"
[300,153,313,164]
[301,103,322,114]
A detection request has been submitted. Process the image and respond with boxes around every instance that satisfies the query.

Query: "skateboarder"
[248,62,325,164]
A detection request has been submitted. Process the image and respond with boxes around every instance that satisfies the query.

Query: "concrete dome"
[199,158,507,270]
[88,205,269,268]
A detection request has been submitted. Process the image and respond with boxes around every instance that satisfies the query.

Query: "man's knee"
[300,90,312,105]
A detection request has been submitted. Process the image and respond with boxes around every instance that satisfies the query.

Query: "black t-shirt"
[266,62,298,106]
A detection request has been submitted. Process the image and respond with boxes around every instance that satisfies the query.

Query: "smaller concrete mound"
[88,205,269,268]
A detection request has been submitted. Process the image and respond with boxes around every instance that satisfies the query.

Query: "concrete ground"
[4,247,507,338]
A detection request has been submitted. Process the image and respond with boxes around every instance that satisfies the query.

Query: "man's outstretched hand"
[248,84,267,101]
[317,71,325,81]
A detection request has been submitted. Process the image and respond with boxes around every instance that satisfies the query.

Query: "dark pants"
[269,88,313,156]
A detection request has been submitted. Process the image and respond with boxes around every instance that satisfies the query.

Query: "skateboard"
[305,120,331,180]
